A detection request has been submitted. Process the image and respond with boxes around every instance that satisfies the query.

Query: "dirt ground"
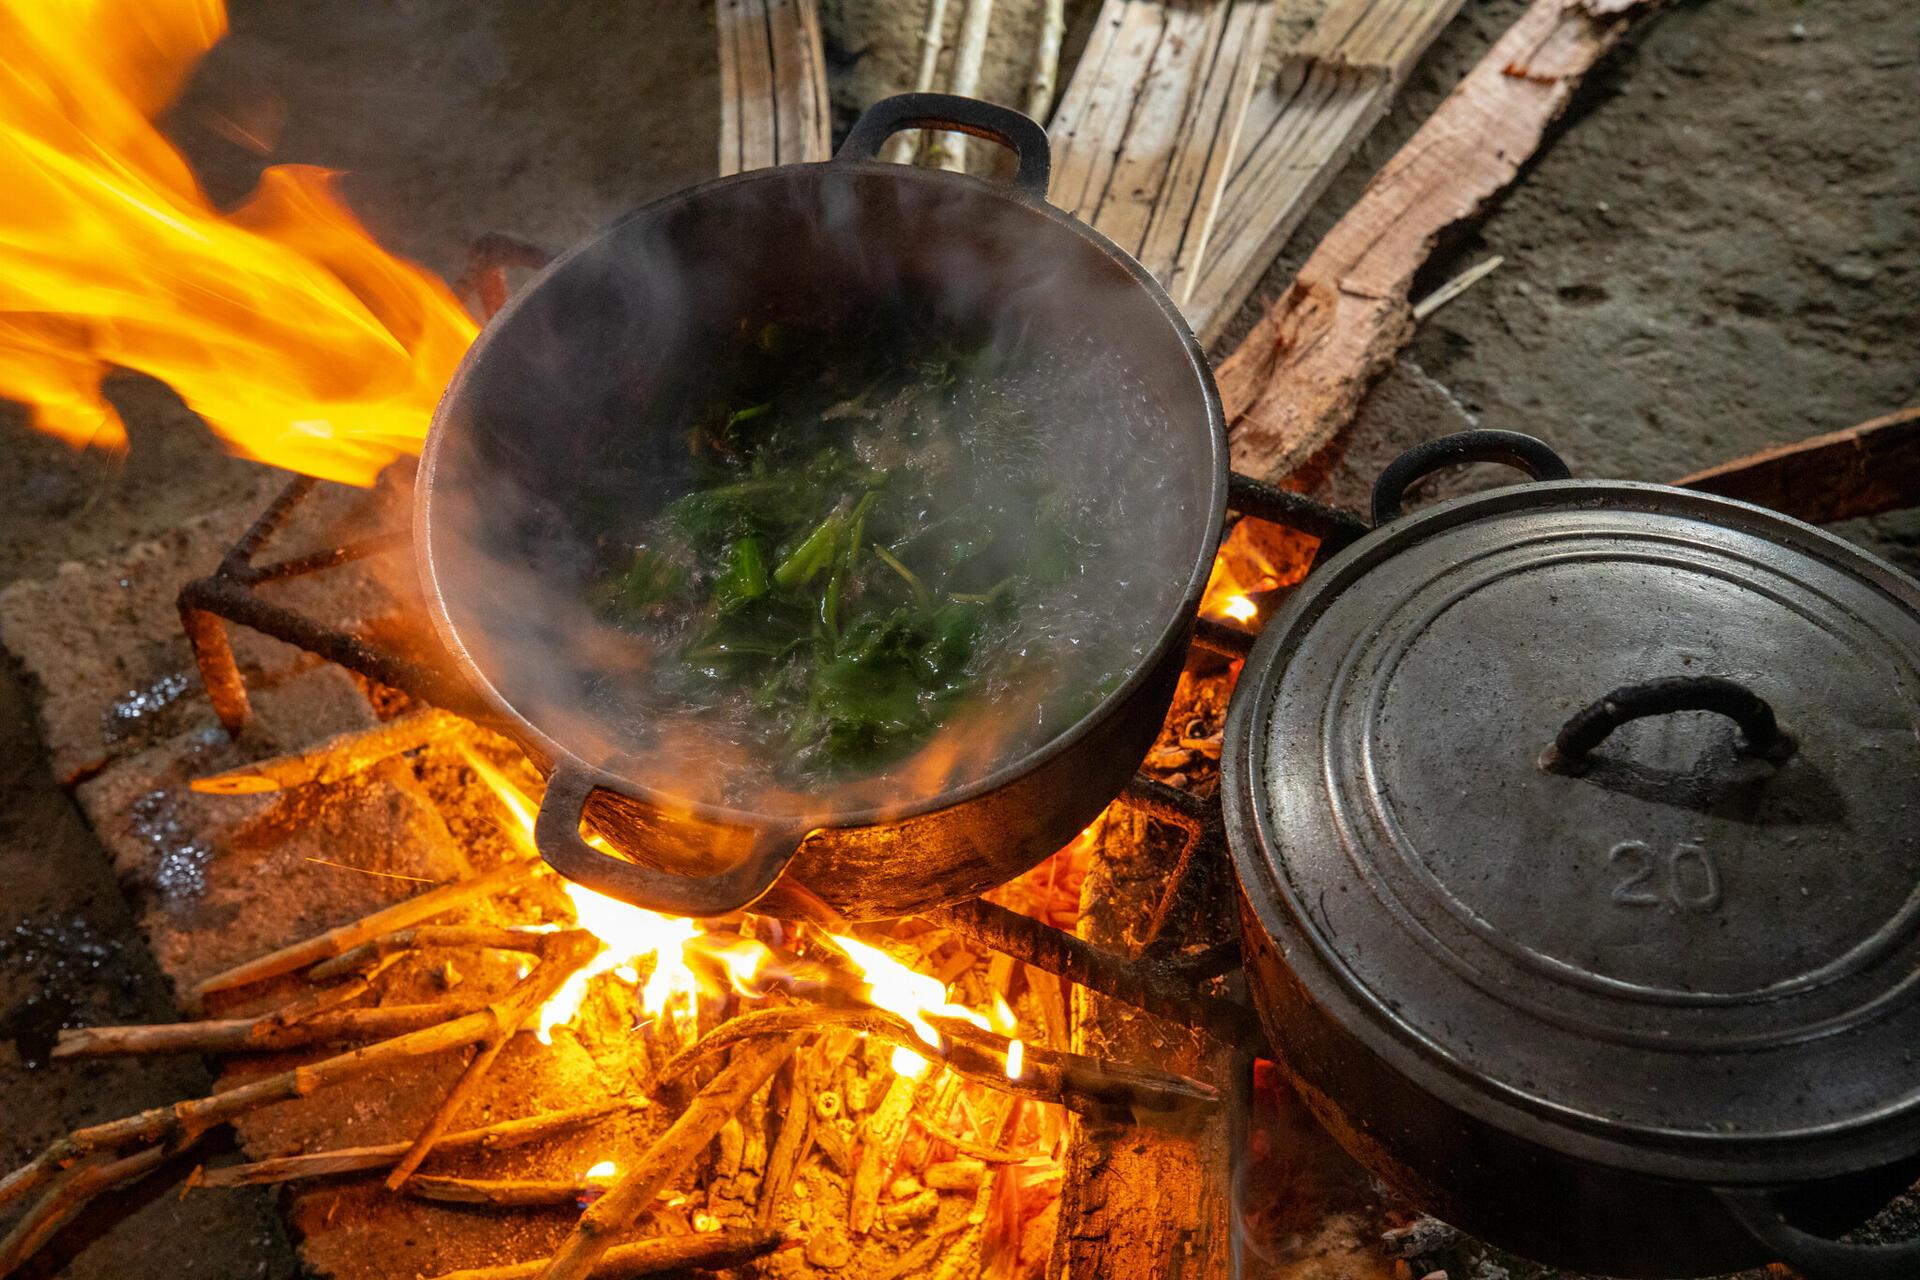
[1,0,1915,1276]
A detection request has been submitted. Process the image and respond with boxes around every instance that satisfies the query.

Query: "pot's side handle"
[836,93,1051,203]
[1718,1187,1920,1280]
[1370,429,1572,525]
[533,764,807,917]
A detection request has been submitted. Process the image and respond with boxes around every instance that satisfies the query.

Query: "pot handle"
[836,93,1051,203]
[1539,675,1796,774]
[1370,429,1571,525]
[533,763,807,916]
[1717,1187,1920,1280]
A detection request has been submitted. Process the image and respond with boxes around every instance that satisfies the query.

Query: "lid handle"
[533,763,807,916]
[1540,676,1796,775]
[1718,1186,1920,1280]
[1371,430,1571,525]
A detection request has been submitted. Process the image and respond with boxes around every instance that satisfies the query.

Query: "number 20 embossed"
[1608,840,1723,911]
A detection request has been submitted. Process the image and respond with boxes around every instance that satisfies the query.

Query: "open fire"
[0,1,1249,1275]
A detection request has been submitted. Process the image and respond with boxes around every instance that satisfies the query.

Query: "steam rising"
[421,165,1214,824]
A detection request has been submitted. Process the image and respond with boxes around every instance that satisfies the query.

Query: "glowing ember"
[0,0,475,483]
[1004,1038,1025,1080]
[584,1160,617,1181]
[1221,594,1258,623]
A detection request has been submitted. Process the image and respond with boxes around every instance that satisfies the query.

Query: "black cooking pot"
[1224,431,1920,1278]
[417,94,1226,921]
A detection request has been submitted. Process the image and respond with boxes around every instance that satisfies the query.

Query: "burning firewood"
[660,1002,1220,1117]
[533,1035,803,1280]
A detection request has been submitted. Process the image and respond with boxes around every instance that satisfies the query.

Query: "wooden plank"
[1216,0,1664,480]
[716,0,830,176]
[1046,0,1276,302]
[1674,405,1920,525]
[1187,0,1466,342]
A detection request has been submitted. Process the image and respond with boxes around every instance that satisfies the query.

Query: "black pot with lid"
[1223,431,1920,1278]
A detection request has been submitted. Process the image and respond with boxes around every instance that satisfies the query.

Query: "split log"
[716,0,830,176]
[1187,0,1466,341]
[1674,405,1920,525]
[189,707,468,794]
[1046,0,1276,301]
[195,1101,639,1188]
[1216,0,1665,479]
[425,1227,787,1280]
[534,1035,803,1280]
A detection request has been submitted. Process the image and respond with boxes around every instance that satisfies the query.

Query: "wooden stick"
[185,859,541,1006]
[189,707,469,794]
[660,1003,1218,1116]
[1216,0,1665,477]
[426,1227,786,1280]
[926,897,1261,1046]
[755,1038,824,1226]
[308,924,552,982]
[1024,0,1066,119]
[919,1123,1049,1164]
[850,1071,925,1232]
[535,1035,802,1280]
[388,932,602,1189]
[52,998,493,1058]
[937,0,996,171]
[1673,405,1920,525]
[406,1175,608,1208]
[7,932,597,1192]
[882,0,953,164]
[0,1146,167,1278]
[196,1100,640,1188]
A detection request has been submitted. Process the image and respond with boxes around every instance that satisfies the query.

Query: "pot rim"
[1224,476,1920,1185]
[416,156,1228,836]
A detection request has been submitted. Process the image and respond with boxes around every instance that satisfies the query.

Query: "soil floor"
[2,0,1915,1276]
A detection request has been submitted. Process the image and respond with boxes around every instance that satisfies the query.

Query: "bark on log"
[1674,405,1920,525]
[1216,0,1664,480]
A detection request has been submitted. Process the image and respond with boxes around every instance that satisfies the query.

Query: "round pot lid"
[1226,475,1920,1176]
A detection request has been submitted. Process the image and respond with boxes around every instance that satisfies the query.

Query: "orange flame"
[458,745,1015,1072]
[0,0,476,483]
[1198,520,1285,625]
